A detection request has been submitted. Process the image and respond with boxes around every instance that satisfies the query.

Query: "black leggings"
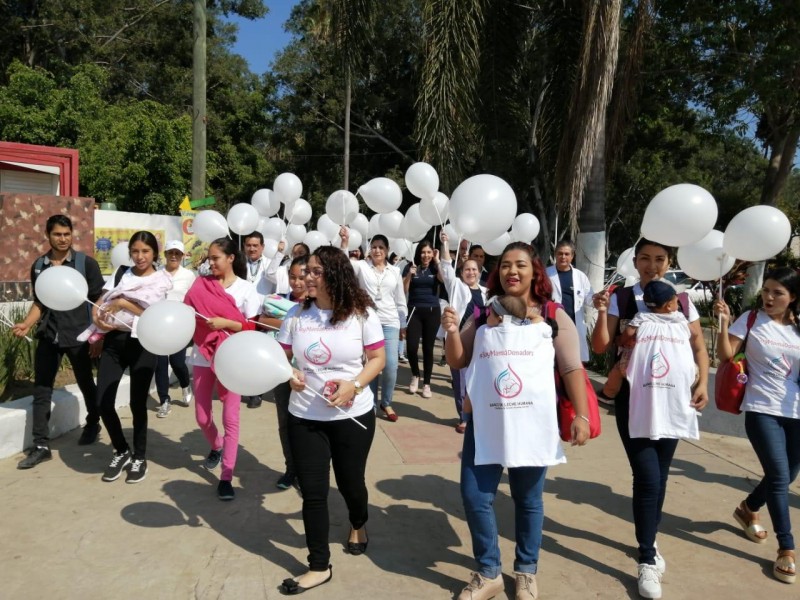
[406,305,441,384]
[289,410,376,571]
[97,331,157,459]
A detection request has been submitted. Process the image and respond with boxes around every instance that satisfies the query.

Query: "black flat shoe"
[347,528,369,555]
[279,567,333,595]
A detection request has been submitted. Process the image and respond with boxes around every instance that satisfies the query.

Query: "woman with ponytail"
[715,266,800,585]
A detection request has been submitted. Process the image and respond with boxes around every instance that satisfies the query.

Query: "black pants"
[406,305,441,384]
[97,331,157,459]
[289,410,376,571]
[615,381,679,565]
[273,381,294,475]
[155,348,191,403]
[32,339,99,446]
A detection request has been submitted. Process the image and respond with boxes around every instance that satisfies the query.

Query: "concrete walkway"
[1,361,798,599]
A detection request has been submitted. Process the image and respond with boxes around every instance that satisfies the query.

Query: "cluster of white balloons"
[631,183,793,282]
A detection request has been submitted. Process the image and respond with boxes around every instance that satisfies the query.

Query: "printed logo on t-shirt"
[494,364,523,398]
[303,338,332,365]
[767,354,792,378]
[650,350,670,379]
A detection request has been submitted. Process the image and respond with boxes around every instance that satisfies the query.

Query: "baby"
[486,295,542,326]
[603,280,696,396]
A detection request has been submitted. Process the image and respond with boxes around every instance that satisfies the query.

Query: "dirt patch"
[1,370,78,402]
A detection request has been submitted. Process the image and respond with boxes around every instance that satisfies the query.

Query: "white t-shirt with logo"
[729,311,800,419]
[277,303,385,421]
[627,311,699,440]
[190,277,262,367]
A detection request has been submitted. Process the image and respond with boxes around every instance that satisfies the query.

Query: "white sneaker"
[180,387,193,407]
[408,376,419,394]
[654,542,666,575]
[422,384,432,398]
[637,563,662,599]
[156,401,171,418]
[457,572,504,600]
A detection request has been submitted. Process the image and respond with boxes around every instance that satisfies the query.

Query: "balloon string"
[0,313,32,343]
[86,299,133,329]
[433,201,444,228]
[292,376,368,430]
[193,310,233,337]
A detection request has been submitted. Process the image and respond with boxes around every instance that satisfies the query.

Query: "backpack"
[34,251,86,279]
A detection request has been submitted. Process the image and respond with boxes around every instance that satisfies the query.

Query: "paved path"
[2,361,798,599]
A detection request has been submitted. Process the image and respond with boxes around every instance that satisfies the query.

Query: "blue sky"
[226,1,297,74]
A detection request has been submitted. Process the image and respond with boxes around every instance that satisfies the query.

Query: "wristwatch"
[353,380,364,395]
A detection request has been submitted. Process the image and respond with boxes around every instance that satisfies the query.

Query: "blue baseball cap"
[643,280,677,308]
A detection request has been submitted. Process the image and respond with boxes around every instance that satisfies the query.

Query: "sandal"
[774,549,796,584]
[382,407,399,422]
[279,566,333,595]
[733,501,768,543]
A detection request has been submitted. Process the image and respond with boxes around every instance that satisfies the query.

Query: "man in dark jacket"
[13,215,105,469]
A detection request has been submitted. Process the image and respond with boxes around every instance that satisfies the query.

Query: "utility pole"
[191,0,207,201]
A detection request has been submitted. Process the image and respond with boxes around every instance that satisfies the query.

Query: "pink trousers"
[193,366,240,481]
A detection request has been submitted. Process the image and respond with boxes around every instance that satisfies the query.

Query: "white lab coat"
[547,265,593,362]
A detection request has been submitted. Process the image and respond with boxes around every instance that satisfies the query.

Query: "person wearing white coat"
[547,241,593,362]
[440,233,488,433]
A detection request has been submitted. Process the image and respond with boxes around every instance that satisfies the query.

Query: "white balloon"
[260,216,285,241]
[285,224,307,248]
[419,192,449,226]
[227,203,260,235]
[390,238,415,261]
[110,242,132,270]
[616,247,637,278]
[251,189,280,217]
[214,331,293,395]
[368,214,382,239]
[262,238,279,259]
[317,214,340,241]
[351,213,369,238]
[325,190,359,226]
[193,210,229,243]
[450,174,517,244]
[287,198,312,225]
[511,213,540,243]
[482,232,512,256]
[136,301,196,355]
[405,162,439,199]
[444,222,461,242]
[34,266,88,311]
[274,173,303,204]
[723,205,792,262]
[678,230,736,281]
[641,184,718,247]
[338,228,363,251]
[379,211,405,238]
[303,230,330,253]
[402,203,430,239]
[358,177,402,214]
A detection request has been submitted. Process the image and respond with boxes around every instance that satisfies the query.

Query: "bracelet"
[574,415,590,424]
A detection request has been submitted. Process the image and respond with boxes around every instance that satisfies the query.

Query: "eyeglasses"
[307,268,324,278]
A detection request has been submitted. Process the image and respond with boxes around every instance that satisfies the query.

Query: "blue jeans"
[451,367,464,421]
[460,421,546,578]
[615,382,679,565]
[745,411,800,550]
[370,325,399,409]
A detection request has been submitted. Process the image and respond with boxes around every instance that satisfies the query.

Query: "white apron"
[465,320,566,467]
[627,313,699,440]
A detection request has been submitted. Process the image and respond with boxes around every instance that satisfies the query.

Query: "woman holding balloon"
[276,246,385,595]
[402,240,442,398]
[96,231,172,484]
[183,237,262,501]
[340,228,407,421]
[714,267,800,585]
[592,237,709,599]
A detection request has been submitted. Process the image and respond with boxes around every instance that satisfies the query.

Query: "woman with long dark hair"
[443,241,589,600]
[184,237,262,501]
[592,238,709,598]
[402,239,441,398]
[715,267,800,585]
[96,231,172,484]
[276,246,385,594]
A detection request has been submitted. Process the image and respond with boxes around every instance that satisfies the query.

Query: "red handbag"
[714,310,757,415]
[545,302,602,441]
